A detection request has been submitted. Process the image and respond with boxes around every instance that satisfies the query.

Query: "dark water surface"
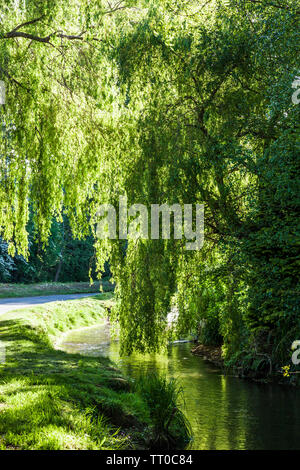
[58,324,300,450]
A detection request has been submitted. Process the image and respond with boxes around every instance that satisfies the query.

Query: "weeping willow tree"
[1,0,299,363]
[0,0,136,255]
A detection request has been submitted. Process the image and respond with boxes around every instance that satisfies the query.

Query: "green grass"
[135,373,192,449]
[0,279,114,298]
[0,295,151,450]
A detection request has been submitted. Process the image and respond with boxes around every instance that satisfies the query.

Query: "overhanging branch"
[246,0,300,14]
[2,2,134,44]
[9,16,46,33]
[3,30,92,44]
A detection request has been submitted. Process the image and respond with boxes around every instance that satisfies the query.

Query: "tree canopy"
[0,1,299,364]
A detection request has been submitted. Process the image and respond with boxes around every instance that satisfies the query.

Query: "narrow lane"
[0,293,101,316]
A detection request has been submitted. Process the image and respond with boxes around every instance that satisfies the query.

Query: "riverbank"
[191,344,224,369]
[191,343,299,386]
[0,295,167,450]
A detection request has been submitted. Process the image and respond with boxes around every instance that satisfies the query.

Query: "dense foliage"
[0,215,97,283]
[0,0,299,371]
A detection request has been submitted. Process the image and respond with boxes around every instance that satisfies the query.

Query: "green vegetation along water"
[0,297,161,450]
[58,325,300,450]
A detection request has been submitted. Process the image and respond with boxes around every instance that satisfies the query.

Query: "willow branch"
[10,16,45,33]
[3,30,91,43]
[104,0,127,14]
[247,0,300,14]
[0,66,31,93]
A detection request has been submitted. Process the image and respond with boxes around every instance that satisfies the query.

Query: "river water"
[58,324,300,450]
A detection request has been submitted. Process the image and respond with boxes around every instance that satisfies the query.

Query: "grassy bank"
[0,296,190,449]
[0,295,150,450]
[0,280,114,299]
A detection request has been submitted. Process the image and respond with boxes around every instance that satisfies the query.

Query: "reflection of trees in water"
[60,330,300,450]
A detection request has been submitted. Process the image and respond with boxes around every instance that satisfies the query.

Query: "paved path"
[0,293,100,316]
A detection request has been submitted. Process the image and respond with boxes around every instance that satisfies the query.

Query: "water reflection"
[58,325,300,450]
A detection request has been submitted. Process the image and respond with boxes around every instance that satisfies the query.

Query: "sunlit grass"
[0,296,149,450]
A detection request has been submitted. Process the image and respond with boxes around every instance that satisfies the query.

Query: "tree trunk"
[54,257,63,282]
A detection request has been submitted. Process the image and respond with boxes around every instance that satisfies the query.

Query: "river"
[57,323,300,450]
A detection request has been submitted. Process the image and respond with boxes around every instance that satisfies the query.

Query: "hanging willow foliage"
[1,0,299,358]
